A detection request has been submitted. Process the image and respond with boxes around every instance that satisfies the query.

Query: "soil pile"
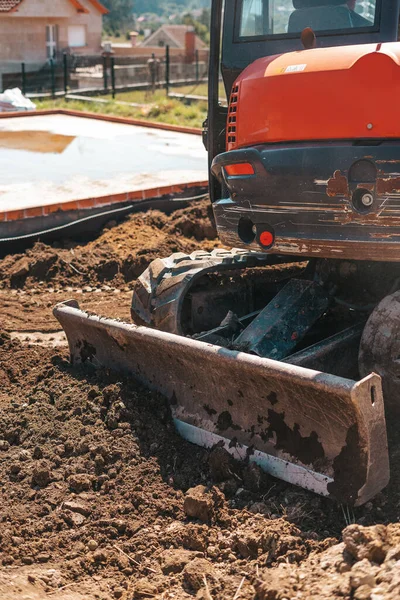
[0,200,218,290]
[0,334,334,599]
[1,199,400,599]
[256,523,400,599]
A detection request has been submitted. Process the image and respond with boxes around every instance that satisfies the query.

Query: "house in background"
[140,24,206,55]
[0,0,107,88]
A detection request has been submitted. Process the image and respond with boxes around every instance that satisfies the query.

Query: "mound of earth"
[255,523,400,600]
[0,334,333,599]
[1,199,400,599]
[0,200,218,290]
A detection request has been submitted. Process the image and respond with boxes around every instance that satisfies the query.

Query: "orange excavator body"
[227,42,400,151]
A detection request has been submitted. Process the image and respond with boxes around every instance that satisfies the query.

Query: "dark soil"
[1,199,400,599]
[0,201,217,291]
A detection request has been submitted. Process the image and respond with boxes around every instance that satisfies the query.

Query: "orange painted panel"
[126,191,143,201]
[25,206,44,218]
[232,42,400,148]
[77,198,95,209]
[45,204,64,214]
[7,210,25,221]
[59,201,80,211]
[95,196,114,206]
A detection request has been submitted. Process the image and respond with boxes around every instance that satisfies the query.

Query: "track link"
[131,248,274,334]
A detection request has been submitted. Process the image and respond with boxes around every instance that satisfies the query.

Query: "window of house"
[68,25,87,48]
[46,24,59,60]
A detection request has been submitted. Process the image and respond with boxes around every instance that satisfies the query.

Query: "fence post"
[63,53,68,94]
[50,58,55,98]
[165,44,170,96]
[195,49,199,82]
[111,56,115,99]
[21,63,26,96]
[103,55,108,92]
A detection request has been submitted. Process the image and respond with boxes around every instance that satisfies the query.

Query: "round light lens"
[259,231,274,247]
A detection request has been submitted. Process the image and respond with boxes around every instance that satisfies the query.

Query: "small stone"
[338,561,352,574]
[385,545,400,564]
[183,486,214,523]
[343,524,387,563]
[32,446,43,459]
[354,585,373,600]
[63,500,91,517]
[32,462,52,488]
[207,546,219,559]
[18,449,31,461]
[350,559,378,589]
[133,579,157,599]
[88,540,98,551]
[11,536,24,546]
[0,440,10,451]
[68,474,92,493]
[114,588,124,599]
[93,550,109,563]
[160,549,200,575]
[249,502,269,515]
[64,512,86,527]
[11,259,30,279]
[9,463,20,475]
[183,558,216,591]
[37,553,50,563]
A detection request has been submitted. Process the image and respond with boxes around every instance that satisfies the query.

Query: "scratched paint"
[326,170,350,198]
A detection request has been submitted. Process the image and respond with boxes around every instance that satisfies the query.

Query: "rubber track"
[131,248,272,334]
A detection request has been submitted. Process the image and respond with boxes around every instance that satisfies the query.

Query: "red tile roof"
[0,0,107,13]
[0,0,23,12]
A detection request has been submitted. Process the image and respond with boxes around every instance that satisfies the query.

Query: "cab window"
[239,0,377,37]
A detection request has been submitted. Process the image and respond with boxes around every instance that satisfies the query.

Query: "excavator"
[55,0,400,506]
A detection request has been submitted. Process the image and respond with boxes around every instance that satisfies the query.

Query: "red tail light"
[259,230,275,248]
[224,162,254,176]
[227,83,239,151]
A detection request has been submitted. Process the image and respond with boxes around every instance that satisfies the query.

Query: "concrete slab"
[0,114,207,211]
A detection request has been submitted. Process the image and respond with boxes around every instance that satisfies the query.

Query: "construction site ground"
[1,200,400,600]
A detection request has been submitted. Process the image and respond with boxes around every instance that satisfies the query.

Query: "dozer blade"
[54,300,389,506]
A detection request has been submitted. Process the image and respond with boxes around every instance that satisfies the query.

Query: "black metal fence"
[2,47,208,98]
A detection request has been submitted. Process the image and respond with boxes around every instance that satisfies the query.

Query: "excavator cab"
[208,0,400,261]
[208,0,399,170]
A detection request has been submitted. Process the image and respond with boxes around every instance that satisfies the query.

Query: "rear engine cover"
[229,42,400,149]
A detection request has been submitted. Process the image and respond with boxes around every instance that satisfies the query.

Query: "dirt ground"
[1,200,400,600]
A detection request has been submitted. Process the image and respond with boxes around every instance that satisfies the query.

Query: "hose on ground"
[0,192,208,244]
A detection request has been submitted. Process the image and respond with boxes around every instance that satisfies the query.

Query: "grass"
[97,82,226,103]
[35,93,208,129]
[168,82,227,100]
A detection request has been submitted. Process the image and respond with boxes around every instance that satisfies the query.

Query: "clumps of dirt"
[0,200,218,290]
[255,523,400,599]
[0,334,336,599]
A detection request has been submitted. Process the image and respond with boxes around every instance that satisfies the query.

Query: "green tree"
[102,0,135,33]
[182,11,210,44]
